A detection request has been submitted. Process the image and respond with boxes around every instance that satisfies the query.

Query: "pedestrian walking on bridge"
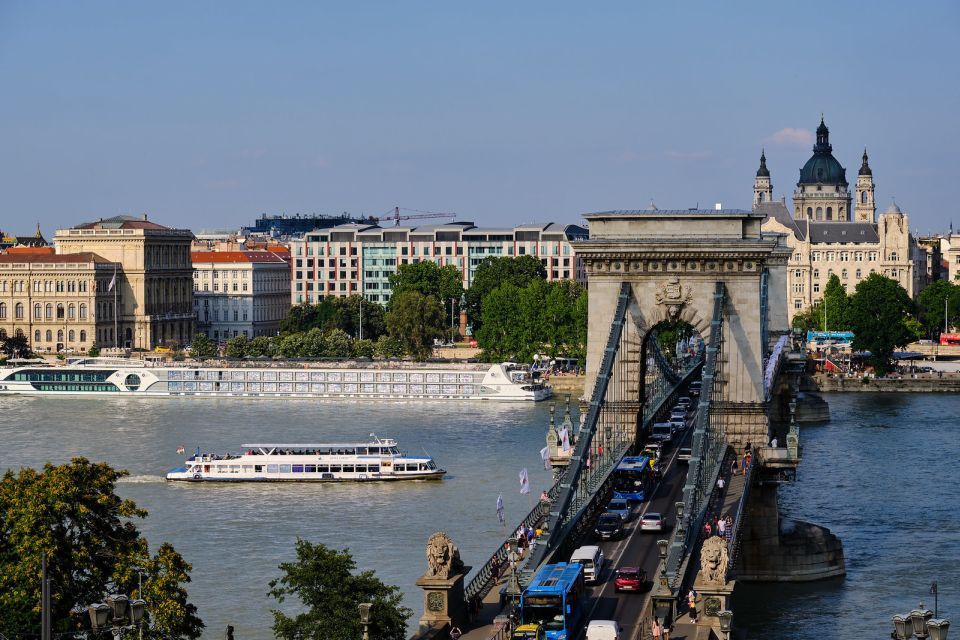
[652,619,662,640]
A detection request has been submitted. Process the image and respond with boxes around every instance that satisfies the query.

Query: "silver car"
[640,512,664,532]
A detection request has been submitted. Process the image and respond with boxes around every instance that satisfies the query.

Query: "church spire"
[814,116,831,152]
[756,149,770,177]
[859,147,872,176]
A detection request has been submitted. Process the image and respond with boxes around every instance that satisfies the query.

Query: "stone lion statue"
[698,535,729,584]
[424,531,465,579]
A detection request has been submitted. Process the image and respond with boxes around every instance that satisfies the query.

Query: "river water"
[2,393,957,638]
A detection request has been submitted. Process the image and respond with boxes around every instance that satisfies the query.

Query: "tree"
[0,333,31,358]
[475,283,524,361]
[0,459,203,639]
[331,296,386,341]
[374,335,404,359]
[848,273,914,374]
[300,328,326,358]
[277,333,307,358]
[352,339,375,359]
[188,334,217,359]
[464,256,546,331]
[916,280,960,338]
[385,291,445,360]
[246,335,276,358]
[280,301,337,334]
[791,301,825,333]
[224,335,248,358]
[388,262,463,308]
[87,344,101,357]
[822,274,852,331]
[269,539,411,640]
[323,328,353,358]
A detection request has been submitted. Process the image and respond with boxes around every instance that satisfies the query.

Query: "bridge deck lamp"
[927,619,950,640]
[129,599,147,626]
[105,594,130,622]
[911,603,934,638]
[88,603,112,630]
[358,602,373,640]
[718,610,733,640]
[893,614,912,639]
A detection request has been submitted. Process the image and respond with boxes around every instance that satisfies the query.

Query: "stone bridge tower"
[573,209,792,449]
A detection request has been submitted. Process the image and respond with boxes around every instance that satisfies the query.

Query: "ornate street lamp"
[105,595,129,622]
[129,599,146,626]
[718,610,733,640]
[893,614,912,639]
[88,603,112,630]
[926,619,950,640]
[911,603,934,639]
[358,602,373,640]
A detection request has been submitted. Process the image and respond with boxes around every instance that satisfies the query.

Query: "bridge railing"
[667,282,727,581]
[725,450,757,581]
[763,334,790,402]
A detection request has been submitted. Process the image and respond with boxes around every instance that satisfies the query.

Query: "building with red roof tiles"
[191,250,291,341]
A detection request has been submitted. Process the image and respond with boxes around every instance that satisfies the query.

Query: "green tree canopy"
[916,280,960,338]
[388,261,464,309]
[188,334,217,359]
[224,335,248,358]
[385,291,445,360]
[475,280,588,362]
[822,274,852,331]
[246,335,277,358]
[269,539,411,640]
[0,459,203,639]
[323,328,353,358]
[373,335,405,359]
[464,255,546,331]
[848,273,915,374]
[330,296,386,341]
[280,301,337,334]
[791,301,825,333]
[352,338,375,359]
[0,333,31,358]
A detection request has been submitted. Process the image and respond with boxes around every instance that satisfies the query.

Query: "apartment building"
[288,221,587,306]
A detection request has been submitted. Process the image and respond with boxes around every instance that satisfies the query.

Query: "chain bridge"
[412,209,845,640]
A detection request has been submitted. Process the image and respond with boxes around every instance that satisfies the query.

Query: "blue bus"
[613,455,653,502]
[520,563,585,640]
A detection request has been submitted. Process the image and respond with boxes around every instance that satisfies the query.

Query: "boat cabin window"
[279,464,292,473]
[316,465,330,473]
[368,447,380,454]
[267,464,279,473]
[292,465,304,473]
[255,465,263,472]
[305,464,317,473]
[328,465,342,473]
[341,465,355,473]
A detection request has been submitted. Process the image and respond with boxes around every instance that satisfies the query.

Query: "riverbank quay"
[545,373,585,397]
[813,372,960,392]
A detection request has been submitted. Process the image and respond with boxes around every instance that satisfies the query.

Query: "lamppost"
[86,594,146,640]
[718,610,733,640]
[358,602,372,640]
[891,602,949,640]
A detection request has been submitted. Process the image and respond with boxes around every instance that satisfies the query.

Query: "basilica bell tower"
[754,150,773,208]
[854,148,876,222]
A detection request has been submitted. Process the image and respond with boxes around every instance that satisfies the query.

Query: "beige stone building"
[54,215,195,349]
[758,119,926,323]
[0,252,117,353]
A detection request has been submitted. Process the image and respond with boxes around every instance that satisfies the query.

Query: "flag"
[108,266,117,292]
[519,468,530,495]
[560,427,571,452]
[496,494,505,525]
[176,446,185,454]
[930,582,938,596]
[539,446,550,470]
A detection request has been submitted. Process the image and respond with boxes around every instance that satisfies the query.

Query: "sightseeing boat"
[166,436,445,482]
[0,358,551,401]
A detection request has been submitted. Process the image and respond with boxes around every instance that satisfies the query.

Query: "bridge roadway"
[571,419,693,640]
[460,409,697,640]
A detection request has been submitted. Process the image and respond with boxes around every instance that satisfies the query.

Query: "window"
[861,191,868,204]
[68,330,75,342]
[80,330,87,342]
[855,269,862,280]
[816,207,823,220]
[890,252,899,261]
[57,304,64,319]
[0,302,5,319]
[46,330,53,342]
[792,283,804,293]
[794,269,802,279]
[827,206,833,220]
[794,299,803,310]
[15,303,24,319]
[807,207,813,218]
[855,252,863,262]
[68,304,76,319]
[841,269,848,279]
[813,269,820,279]
[35,330,41,342]
[35,303,42,319]
[840,252,849,262]
[813,282,821,294]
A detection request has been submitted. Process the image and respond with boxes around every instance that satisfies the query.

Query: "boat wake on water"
[117,474,167,484]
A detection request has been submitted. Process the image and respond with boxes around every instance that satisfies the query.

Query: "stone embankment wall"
[814,374,960,393]
[548,374,586,398]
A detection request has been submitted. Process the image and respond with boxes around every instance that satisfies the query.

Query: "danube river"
[3,393,957,638]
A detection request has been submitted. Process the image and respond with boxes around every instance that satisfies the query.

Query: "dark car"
[594,513,624,540]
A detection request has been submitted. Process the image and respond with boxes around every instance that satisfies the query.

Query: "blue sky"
[1,1,957,235]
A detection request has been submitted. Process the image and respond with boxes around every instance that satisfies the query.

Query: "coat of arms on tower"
[655,276,693,319]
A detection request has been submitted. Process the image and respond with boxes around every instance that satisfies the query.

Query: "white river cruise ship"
[0,358,551,401]
[166,436,444,482]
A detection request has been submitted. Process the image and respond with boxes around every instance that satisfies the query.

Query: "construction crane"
[367,206,456,226]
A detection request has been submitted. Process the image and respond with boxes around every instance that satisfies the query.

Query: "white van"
[570,545,605,584]
[651,422,673,444]
[586,619,621,640]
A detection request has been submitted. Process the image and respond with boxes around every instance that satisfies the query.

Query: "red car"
[614,566,646,592]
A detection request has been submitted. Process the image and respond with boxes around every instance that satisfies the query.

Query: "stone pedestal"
[693,577,736,635]
[415,568,471,633]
